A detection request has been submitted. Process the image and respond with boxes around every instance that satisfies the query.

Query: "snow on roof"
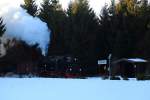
[98,60,107,65]
[113,58,148,64]
[127,58,147,63]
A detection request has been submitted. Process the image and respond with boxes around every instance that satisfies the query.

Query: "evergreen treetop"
[21,0,38,16]
[0,17,6,37]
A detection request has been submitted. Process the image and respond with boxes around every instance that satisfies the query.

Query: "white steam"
[0,0,50,55]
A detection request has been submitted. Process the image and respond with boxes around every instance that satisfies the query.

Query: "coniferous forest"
[0,0,150,79]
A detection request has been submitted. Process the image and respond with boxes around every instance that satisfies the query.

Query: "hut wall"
[17,62,38,75]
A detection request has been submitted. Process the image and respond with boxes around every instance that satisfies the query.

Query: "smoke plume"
[0,0,51,55]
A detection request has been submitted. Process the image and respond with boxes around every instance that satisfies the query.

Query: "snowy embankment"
[0,78,150,100]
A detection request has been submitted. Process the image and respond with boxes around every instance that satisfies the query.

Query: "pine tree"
[21,0,38,16]
[98,4,113,59]
[107,0,150,58]
[135,0,150,58]
[0,17,6,57]
[0,17,6,37]
[39,0,67,55]
[66,0,99,74]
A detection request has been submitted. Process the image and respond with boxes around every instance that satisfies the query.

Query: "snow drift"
[0,0,50,55]
[0,78,150,100]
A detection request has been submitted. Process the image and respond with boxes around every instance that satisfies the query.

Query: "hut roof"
[113,58,148,64]
[127,58,147,63]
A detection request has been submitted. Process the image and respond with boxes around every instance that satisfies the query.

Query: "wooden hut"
[0,41,42,76]
[112,58,148,78]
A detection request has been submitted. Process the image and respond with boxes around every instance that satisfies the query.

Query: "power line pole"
[108,54,112,79]
[109,0,115,79]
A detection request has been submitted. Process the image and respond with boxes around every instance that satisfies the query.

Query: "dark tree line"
[99,0,150,60]
[22,0,100,68]
[1,0,150,71]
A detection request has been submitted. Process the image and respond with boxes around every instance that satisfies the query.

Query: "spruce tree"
[39,0,67,55]
[0,17,6,57]
[0,17,6,37]
[21,0,38,16]
[66,0,99,74]
[98,4,113,59]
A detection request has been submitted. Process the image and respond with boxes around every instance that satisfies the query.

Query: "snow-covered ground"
[0,78,150,100]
